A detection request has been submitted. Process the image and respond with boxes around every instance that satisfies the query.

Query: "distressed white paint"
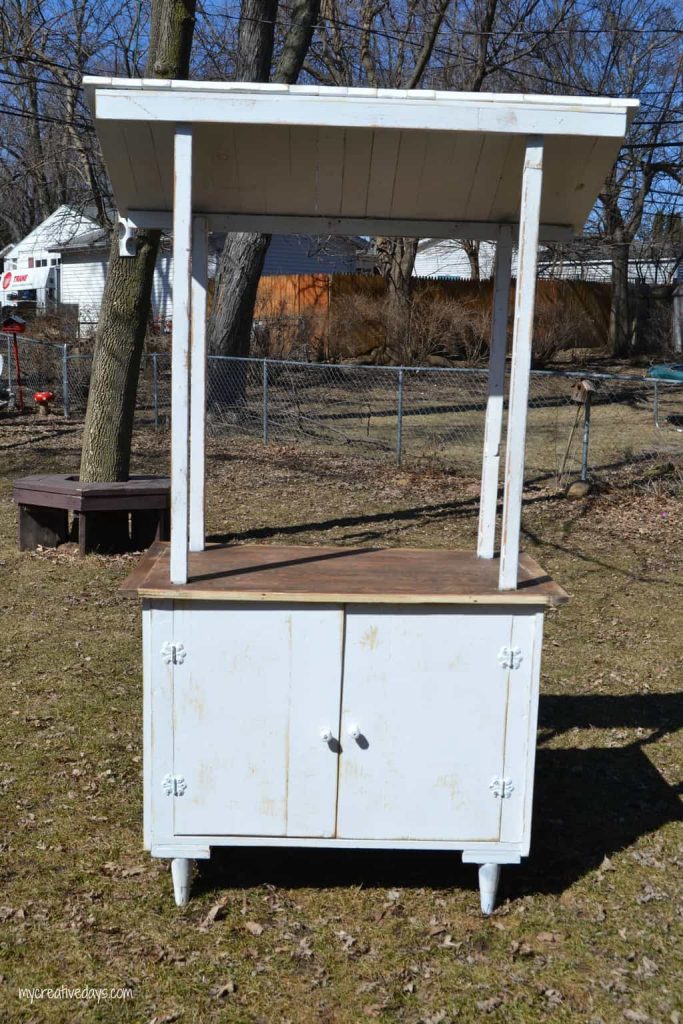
[499,138,545,590]
[171,858,193,906]
[189,216,208,553]
[478,863,501,915]
[125,210,573,241]
[170,125,192,584]
[142,600,544,911]
[336,607,518,841]
[85,78,636,233]
[170,602,344,837]
[478,227,513,559]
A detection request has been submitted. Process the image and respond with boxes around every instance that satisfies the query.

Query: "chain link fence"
[2,335,682,482]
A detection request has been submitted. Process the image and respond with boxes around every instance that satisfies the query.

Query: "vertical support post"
[499,137,544,591]
[62,343,70,419]
[6,335,11,390]
[152,352,159,428]
[652,380,659,429]
[396,367,404,467]
[580,390,592,482]
[189,215,208,553]
[170,124,193,584]
[477,226,513,558]
[262,359,269,443]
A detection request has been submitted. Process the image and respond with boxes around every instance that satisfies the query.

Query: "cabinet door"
[171,602,344,838]
[336,606,516,842]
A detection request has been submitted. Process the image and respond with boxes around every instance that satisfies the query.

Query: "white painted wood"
[499,138,544,591]
[500,611,545,853]
[189,216,208,553]
[171,858,193,906]
[152,839,520,856]
[89,79,635,231]
[478,863,501,914]
[89,81,636,138]
[154,837,522,857]
[336,607,513,841]
[142,600,153,850]
[170,124,192,584]
[148,601,175,849]
[170,602,344,837]
[478,226,513,559]
[125,210,573,241]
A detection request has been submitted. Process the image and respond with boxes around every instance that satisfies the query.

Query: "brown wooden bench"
[13,474,170,555]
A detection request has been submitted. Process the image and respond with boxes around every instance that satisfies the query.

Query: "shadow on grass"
[197,692,682,902]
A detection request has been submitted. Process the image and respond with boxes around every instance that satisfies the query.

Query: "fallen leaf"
[476,997,502,1013]
[245,921,264,936]
[200,898,228,929]
[213,980,236,998]
[536,931,562,944]
[623,1011,651,1023]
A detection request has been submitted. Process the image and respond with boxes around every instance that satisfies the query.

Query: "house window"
[35,258,47,267]
[50,258,60,266]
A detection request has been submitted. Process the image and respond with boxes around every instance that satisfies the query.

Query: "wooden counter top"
[121,542,568,606]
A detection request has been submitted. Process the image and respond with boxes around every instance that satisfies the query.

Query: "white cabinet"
[145,597,544,913]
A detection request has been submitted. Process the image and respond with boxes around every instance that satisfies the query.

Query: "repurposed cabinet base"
[125,543,567,915]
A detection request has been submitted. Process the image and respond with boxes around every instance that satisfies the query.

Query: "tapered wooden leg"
[171,858,193,906]
[478,863,501,915]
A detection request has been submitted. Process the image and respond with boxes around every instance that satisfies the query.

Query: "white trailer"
[85,77,636,913]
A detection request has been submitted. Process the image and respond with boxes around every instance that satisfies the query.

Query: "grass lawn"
[0,419,681,1023]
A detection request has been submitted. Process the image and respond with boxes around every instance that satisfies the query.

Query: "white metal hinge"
[160,642,186,665]
[162,774,187,797]
[490,776,514,799]
[498,646,523,670]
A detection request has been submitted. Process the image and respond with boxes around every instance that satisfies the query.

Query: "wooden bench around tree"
[13,474,170,555]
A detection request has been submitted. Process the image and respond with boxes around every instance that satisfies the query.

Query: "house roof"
[84,78,637,239]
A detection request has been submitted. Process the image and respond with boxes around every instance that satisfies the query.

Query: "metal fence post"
[580,390,592,482]
[263,359,269,443]
[396,367,404,466]
[152,352,159,428]
[62,343,70,418]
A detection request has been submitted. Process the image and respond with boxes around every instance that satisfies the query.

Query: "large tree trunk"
[79,0,196,482]
[208,0,321,359]
[609,234,631,358]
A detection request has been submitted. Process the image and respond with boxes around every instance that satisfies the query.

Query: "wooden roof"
[84,78,637,238]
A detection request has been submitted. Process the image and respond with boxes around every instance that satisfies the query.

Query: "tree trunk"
[609,235,631,357]
[207,0,321,360]
[80,0,196,482]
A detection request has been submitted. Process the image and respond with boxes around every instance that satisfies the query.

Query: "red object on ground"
[34,390,54,405]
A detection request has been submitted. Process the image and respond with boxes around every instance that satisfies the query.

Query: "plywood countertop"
[121,543,568,606]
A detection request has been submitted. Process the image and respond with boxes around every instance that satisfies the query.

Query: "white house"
[1,205,99,311]
[55,228,369,328]
[54,226,178,329]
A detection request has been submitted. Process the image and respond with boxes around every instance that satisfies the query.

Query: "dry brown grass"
[0,420,681,1023]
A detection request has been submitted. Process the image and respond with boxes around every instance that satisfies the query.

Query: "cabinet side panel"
[142,600,151,850]
[499,609,544,850]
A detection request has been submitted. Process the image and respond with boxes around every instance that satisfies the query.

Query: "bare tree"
[535,0,682,355]
[207,0,322,359]
[79,0,196,482]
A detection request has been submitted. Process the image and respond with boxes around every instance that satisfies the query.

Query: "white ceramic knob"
[348,723,361,740]
[320,728,333,743]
